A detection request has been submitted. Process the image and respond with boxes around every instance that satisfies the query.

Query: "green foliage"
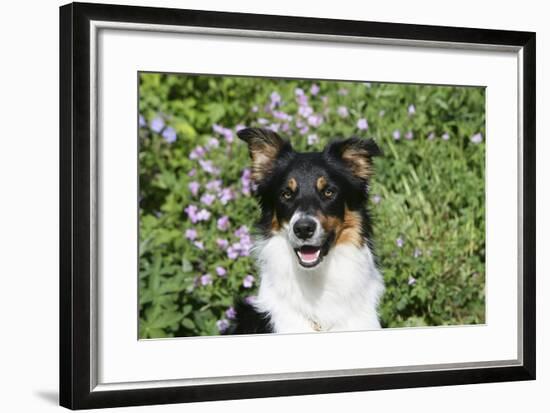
[138,73,485,337]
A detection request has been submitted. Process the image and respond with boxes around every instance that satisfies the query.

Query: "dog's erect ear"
[324,137,382,180]
[237,127,292,182]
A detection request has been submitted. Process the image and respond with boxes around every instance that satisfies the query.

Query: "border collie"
[228,127,384,334]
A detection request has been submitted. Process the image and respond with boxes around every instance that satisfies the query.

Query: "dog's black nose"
[293,218,317,240]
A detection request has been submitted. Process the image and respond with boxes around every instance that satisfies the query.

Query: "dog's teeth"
[298,249,320,263]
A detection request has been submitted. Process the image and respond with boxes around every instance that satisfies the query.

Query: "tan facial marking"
[337,208,364,247]
[271,212,281,233]
[288,177,297,192]
[316,176,328,191]
[317,207,364,248]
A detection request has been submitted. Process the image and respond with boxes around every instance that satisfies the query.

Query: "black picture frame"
[60,2,536,410]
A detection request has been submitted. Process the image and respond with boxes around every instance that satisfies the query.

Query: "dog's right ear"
[237,127,292,182]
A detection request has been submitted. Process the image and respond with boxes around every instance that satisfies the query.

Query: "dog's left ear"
[324,137,382,180]
[237,127,292,182]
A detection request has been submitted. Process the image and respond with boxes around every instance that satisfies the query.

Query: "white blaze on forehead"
[289,210,305,228]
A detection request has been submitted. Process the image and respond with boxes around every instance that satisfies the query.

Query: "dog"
[228,127,384,334]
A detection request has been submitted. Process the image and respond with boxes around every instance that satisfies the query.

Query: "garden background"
[138,73,485,338]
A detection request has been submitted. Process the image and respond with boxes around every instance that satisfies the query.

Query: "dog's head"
[237,127,381,269]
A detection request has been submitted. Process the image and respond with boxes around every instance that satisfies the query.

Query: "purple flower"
[299,125,310,135]
[199,159,220,175]
[197,209,211,221]
[234,235,253,257]
[408,276,417,286]
[216,238,229,250]
[150,117,164,133]
[217,215,230,231]
[251,105,259,113]
[188,181,200,197]
[227,246,239,260]
[408,104,416,115]
[216,266,227,277]
[442,132,450,141]
[206,180,222,192]
[471,133,483,144]
[216,319,230,333]
[212,124,234,143]
[270,91,281,107]
[185,206,210,224]
[413,248,422,258]
[307,134,319,146]
[234,225,249,238]
[244,295,257,305]
[297,94,308,106]
[295,88,305,97]
[310,84,320,96]
[269,123,280,132]
[218,188,235,205]
[372,194,382,204]
[225,306,237,319]
[273,110,292,121]
[235,124,246,132]
[206,137,219,149]
[357,118,368,130]
[185,205,199,223]
[162,126,177,143]
[139,114,146,128]
[337,106,349,118]
[298,105,313,118]
[194,240,204,250]
[427,132,435,140]
[396,236,404,248]
[200,193,216,206]
[185,228,197,240]
[307,114,323,127]
[392,130,401,140]
[257,118,269,125]
[405,131,414,140]
[199,274,212,285]
[188,168,197,177]
[241,168,252,195]
[243,275,255,288]
[189,146,206,160]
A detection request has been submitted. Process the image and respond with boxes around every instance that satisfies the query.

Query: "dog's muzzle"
[288,213,326,268]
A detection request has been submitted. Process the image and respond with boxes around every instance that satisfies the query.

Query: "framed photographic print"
[59,2,536,409]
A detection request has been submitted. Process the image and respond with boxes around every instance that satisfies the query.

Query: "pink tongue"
[300,247,319,261]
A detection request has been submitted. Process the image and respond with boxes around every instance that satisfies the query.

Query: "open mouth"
[294,245,323,268]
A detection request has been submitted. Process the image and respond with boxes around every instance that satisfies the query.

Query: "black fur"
[224,299,273,335]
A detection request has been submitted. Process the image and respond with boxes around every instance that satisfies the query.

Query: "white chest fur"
[252,234,385,334]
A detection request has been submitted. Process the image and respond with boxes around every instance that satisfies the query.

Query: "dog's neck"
[252,233,384,333]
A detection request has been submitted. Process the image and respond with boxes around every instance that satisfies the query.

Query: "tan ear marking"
[341,148,372,180]
[237,128,288,182]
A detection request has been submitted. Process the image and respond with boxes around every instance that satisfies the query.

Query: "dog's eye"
[323,189,334,199]
[281,190,293,200]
